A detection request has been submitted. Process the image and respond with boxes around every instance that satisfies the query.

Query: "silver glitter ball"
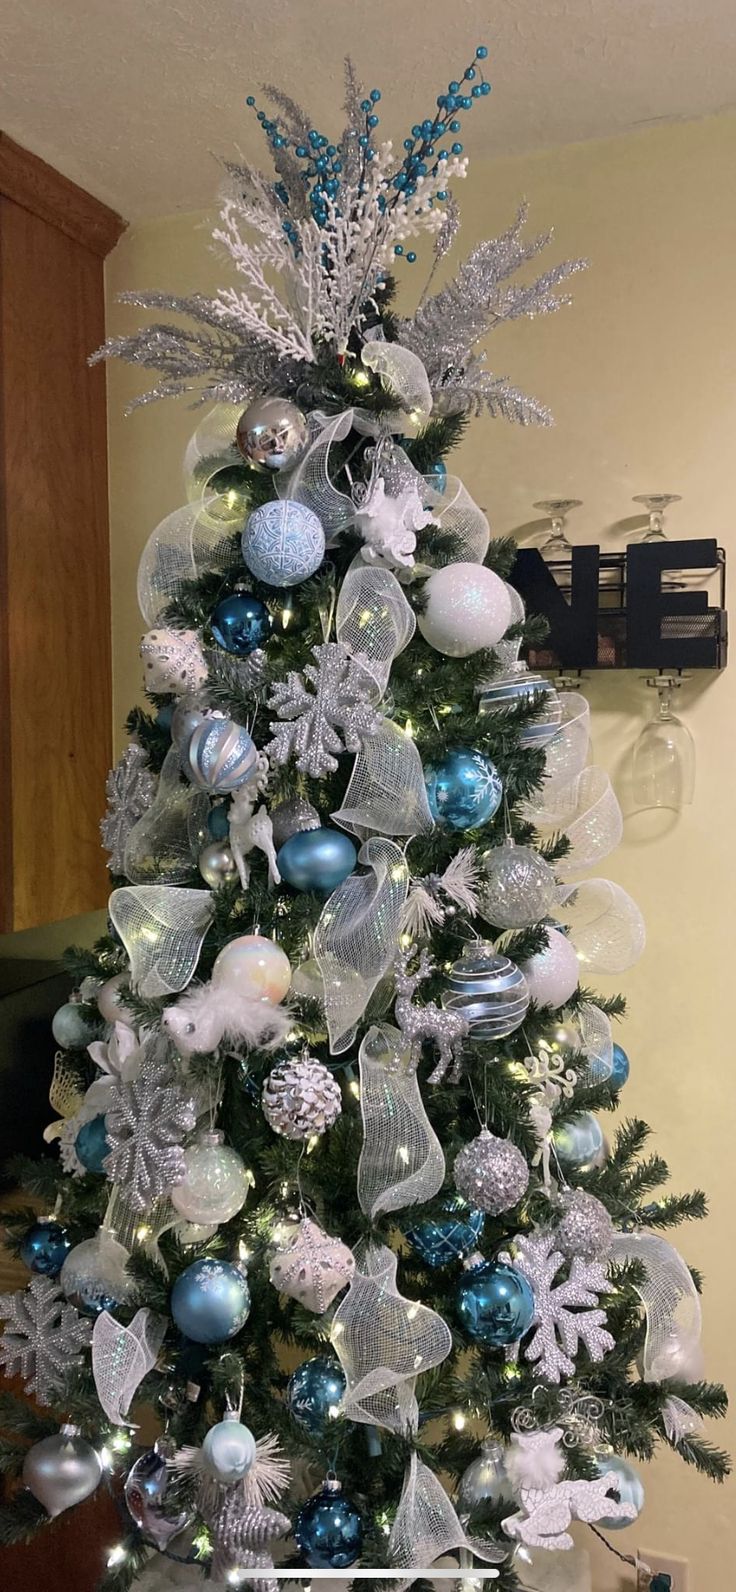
[236,396,309,473]
[453,1127,530,1216]
[270,796,322,849]
[555,1189,615,1262]
[262,1056,342,1141]
[442,945,530,1040]
[198,839,239,888]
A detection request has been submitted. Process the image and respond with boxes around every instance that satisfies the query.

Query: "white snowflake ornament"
[266,642,382,777]
[268,1217,354,1313]
[504,1230,614,1383]
[355,477,433,569]
[0,1275,92,1405]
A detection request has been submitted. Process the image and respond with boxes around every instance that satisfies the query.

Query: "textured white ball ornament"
[417,563,513,657]
[202,1418,257,1484]
[170,1130,250,1224]
[140,628,208,695]
[212,934,291,1004]
[521,928,580,1009]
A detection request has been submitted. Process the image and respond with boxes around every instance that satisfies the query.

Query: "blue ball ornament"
[170,1258,251,1344]
[51,1002,100,1050]
[20,1219,72,1277]
[295,1479,363,1569]
[425,747,503,831]
[405,1199,485,1268]
[207,802,231,840]
[429,459,447,493]
[211,592,272,656]
[286,1355,347,1434]
[156,703,174,731]
[595,1453,644,1529]
[74,1114,110,1174]
[610,1042,630,1089]
[242,499,325,588]
[456,1257,535,1345]
[553,1111,607,1172]
[277,827,357,894]
[185,716,258,793]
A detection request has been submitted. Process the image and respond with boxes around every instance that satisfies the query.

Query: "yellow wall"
[105,110,736,1587]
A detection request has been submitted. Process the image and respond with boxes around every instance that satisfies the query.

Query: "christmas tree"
[0,48,728,1592]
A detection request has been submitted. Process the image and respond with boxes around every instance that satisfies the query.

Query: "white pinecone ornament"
[262,1055,342,1141]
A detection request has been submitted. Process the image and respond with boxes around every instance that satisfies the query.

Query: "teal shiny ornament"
[610,1042,630,1089]
[242,499,325,588]
[20,1220,72,1277]
[170,1258,251,1345]
[211,592,272,656]
[553,1111,607,1172]
[430,459,447,493]
[425,747,502,831]
[595,1453,644,1529]
[51,1002,100,1050]
[405,1199,485,1268]
[207,802,230,840]
[74,1114,110,1174]
[278,827,357,894]
[455,1256,534,1345]
[286,1355,347,1434]
[295,1477,363,1569]
[185,716,258,793]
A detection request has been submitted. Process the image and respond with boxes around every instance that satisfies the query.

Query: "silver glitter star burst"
[266,642,382,778]
[100,745,157,875]
[503,1230,614,1384]
[103,1040,196,1211]
[0,1275,92,1405]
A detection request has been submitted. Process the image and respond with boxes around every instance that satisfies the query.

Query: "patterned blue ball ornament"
[210,592,272,656]
[295,1478,363,1569]
[51,1002,100,1049]
[553,1111,607,1172]
[456,1256,535,1345]
[277,827,357,894]
[170,1258,251,1345]
[185,716,258,793]
[74,1114,110,1174]
[286,1355,347,1434]
[242,499,325,588]
[20,1220,72,1277]
[405,1199,485,1268]
[595,1453,645,1529]
[425,748,502,831]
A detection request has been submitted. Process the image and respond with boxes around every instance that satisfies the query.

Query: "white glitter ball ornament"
[140,629,208,695]
[417,563,512,657]
[555,1190,614,1263]
[242,499,325,588]
[454,1128,530,1216]
[262,1056,342,1141]
[212,935,291,1004]
[170,1131,251,1225]
[521,929,580,1009]
[269,1217,355,1313]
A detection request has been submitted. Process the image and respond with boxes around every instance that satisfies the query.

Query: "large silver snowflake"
[503,1230,614,1384]
[266,642,382,778]
[100,745,157,874]
[0,1275,92,1405]
[103,1042,196,1211]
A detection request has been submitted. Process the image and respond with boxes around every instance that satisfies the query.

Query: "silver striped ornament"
[442,944,529,1040]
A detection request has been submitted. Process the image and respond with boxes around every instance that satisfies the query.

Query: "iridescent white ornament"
[97,974,136,1028]
[212,934,291,1004]
[140,628,208,695]
[521,929,579,1009]
[417,563,512,657]
[170,1130,250,1225]
[479,841,557,930]
[202,1418,257,1484]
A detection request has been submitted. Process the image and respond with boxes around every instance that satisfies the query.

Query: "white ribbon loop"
[420,474,491,565]
[357,1024,445,1218]
[336,559,416,697]
[388,1452,504,1575]
[314,837,409,1053]
[109,885,215,997]
[609,1232,704,1383]
[361,342,433,428]
[557,879,646,973]
[92,1306,167,1425]
[331,1246,451,1434]
[332,718,434,840]
[276,409,355,540]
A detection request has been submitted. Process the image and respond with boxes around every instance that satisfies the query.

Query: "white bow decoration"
[331,1245,451,1434]
[609,1232,704,1383]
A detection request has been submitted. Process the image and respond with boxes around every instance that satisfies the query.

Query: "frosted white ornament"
[170,1131,250,1225]
[212,934,291,1005]
[417,563,512,657]
[97,974,136,1028]
[521,929,580,1009]
[202,1418,257,1484]
[140,628,208,695]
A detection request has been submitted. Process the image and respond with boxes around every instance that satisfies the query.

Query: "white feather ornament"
[163,982,291,1058]
[401,847,481,939]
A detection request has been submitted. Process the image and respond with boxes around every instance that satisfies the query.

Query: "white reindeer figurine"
[393,945,468,1084]
[228,756,280,891]
[502,1428,638,1551]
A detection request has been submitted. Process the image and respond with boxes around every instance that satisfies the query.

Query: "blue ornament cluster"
[455,1257,535,1345]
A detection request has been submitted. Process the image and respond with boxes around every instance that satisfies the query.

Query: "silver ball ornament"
[171,696,210,747]
[198,839,238,887]
[263,1055,342,1141]
[454,1127,530,1216]
[23,1425,103,1517]
[458,1438,514,1514]
[202,1418,257,1484]
[555,1189,614,1262]
[236,396,308,473]
[479,840,557,930]
[124,1441,193,1548]
[442,944,530,1039]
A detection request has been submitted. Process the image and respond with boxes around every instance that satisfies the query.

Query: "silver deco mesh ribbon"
[609,1232,704,1383]
[577,1000,614,1082]
[388,1451,504,1576]
[137,495,239,627]
[314,838,409,1053]
[333,718,434,840]
[124,745,209,885]
[523,765,623,877]
[357,1024,445,1219]
[92,1306,167,1425]
[277,409,356,540]
[335,559,415,698]
[361,341,433,427]
[109,885,215,997]
[543,693,591,792]
[331,1245,451,1433]
[556,880,646,974]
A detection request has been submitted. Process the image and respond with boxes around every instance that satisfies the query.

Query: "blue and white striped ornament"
[185,716,258,793]
[242,499,325,588]
[442,945,529,1039]
[478,668,562,748]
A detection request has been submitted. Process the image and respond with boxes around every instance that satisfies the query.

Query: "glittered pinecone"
[555,1189,614,1261]
[453,1127,529,1216]
[262,1056,342,1141]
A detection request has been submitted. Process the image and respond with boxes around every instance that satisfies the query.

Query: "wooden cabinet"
[0,135,125,930]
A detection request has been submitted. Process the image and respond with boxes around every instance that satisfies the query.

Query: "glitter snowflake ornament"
[269,1217,355,1313]
[100,745,157,875]
[103,1042,196,1210]
[0,1275,92,1405]
[454,1128,530,1216]
[504,1231,614,1383]
[266,642,382,777]
[262,1055,342,1141]
[554,1190,614,1263]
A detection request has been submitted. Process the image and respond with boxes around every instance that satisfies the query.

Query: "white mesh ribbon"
[314,838,409,1053]
[388,1451,504,1574]
[543,694,591,792]
[331,1245,451,1433]
[420,473,490,564]
[335,560,416,697]
[183,402,243,501]
[577,1001,614,1082]
[495,583,526,673]
[556,880,646,973]
[609,1233,704,1383]
[276,409,355,540]
[361,342,433,427]
[109,885,215,997]
[137,497,237,627]
[525,766,623,877]
[357,1024,445,1218]
[124,746,209,885]
[332,718,434,840]
[92,1306,167,1425]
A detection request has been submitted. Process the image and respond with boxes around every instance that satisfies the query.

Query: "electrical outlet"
[637,1549,690,1592]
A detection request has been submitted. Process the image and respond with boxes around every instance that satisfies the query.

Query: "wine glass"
[631,493,682,541]
[631,677,695,809]
[533,499,582,556]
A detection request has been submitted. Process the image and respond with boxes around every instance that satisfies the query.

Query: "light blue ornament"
[51,1002,100,1050]
[424,747,502,831]
[405,1199,485,1268]
[74,1114,110,1174]
[478,672,562,748]
[278,827,357,894]
[20,1220,72,1277]
[286,1355,347,1434]
[295,1479,363,1569]
[595,1453,644,1529]
[185,716,258,793]
[553,1111,607,1172]
[430,459,447,493]
[170,1258,251,1344]
[202,1419,256,1483]
[455,1256,534,1345]
[242,499,325,588]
